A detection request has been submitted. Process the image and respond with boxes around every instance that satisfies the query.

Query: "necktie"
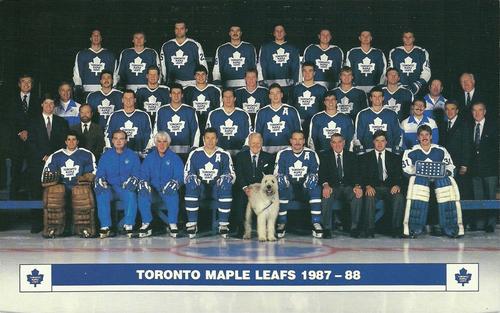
[336,153,343,179]
[466,92,471,107]
[22,95,28,113]
[447,120,452,131]
[378,152,384,181]
[46,116,52,139]
[252,154,257,177]
[83,123,89,134]
[474,123,481,145]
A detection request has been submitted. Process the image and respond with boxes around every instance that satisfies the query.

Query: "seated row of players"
[74,23,430,97]
[40,121,463,240]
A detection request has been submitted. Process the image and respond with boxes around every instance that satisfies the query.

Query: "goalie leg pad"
[403,176,430,236]
[43,184,66,237]
[72,185,97,237]
[435,177,464,237]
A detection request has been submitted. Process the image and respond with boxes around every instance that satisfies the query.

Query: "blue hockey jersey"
[274,147,319,184]
[206,107,252,155]
[235,86,269,126]
[308,111,354,152]
[184,147,235,184]
[331,86,369,120]
[183,84,222,129]
[400,115,439,149]
[290,83,328,124]
[423,94,447,120]
[382,86,414,121]
[54,99,81,127]
[43,148,96,187]
[140,148,184,191]
[402,144,454,176]
[302,44,344,88]
[86,89,124,128]
[212,41,257,88]
[388,46,431,95]
[117,47,160,90]
[258,41,300,87]
[136,85,171,122]
[160,38,207,86]
[354,107,401,152]
[73,48,118,92]
[254,104,302,153]
[345,47,387,93]
[96,147,141,186]
[105,109,153,152]
[154,104,200,154]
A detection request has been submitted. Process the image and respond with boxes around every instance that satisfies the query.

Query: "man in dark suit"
[319,133,363,238]
[456,72,486,121]
[469,102,498,233]
[70,104,105,160]
[7,74,41,199]
[27,93,69,232]
[361,130,405,238]
[233,132,274,236]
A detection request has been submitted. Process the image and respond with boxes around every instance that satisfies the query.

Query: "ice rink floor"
[1,228,499,313]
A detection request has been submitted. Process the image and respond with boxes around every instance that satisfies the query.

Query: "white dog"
[243,175,280,241]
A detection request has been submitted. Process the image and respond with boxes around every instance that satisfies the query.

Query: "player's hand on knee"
[162,180,180,195]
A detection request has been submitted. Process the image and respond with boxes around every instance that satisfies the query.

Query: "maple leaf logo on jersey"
[267,115,286,136]
[358,57,375,76]
[129,56,146,76]
[192,94,210,112]
[97,98,114,117]
[228,51,245,70]
[144,95,162,114]
[171,49,188,68]
[384,98,401,113]
[89,56,105,75]
[338,97,354,114]
[272,48,290,67]
[220,119,238,139]
[61,159,80,180]
[289,160,308,180]
[199,162,218,182]
[400,56,416,76]
[298,90,316,110]
[242,96,260,114]
[167,114,185,136]
[315,54,333,72]
[369,117,388,134]
[120,120,138,139]
[323,120,341,139]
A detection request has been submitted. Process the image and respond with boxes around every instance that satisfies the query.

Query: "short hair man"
[85,70,124,128]
[70,104,105,160]
[423,78,447,120]
[382,67,414,121]
[234,68,269,125]
[54,81,82,127]
[400,98,439,149]
[330,66,368,120]
[135,65,170,121]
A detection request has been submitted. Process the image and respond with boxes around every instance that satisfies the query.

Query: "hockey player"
[54,81,81,127]
[402,124,463,238]
[160,20,207,86]
[206,89,252,156]
[423,78,447,120]
[254,83,302,153]
[117,31,160,91]
[290,61,328,133]
[95,130,141,238]
[352,87,401,154]
[257,24,300,99]
[331,66,368,120]
[136,65,170,123]
[302,28,344,89]
[183,65,222,130]
[235,68,269,126]
[73,29,118,93]
[212,25,257,88]
[345,30,387,93]
[382,68,414,121]
[400,99,439,149]
[154,83,200,161]
[137,131,184,238]
[308,91,354,152]
[184,128,235,238]
[274,130,323,238]
[41,130,96,238]
[86,70,123,128]
[104,90,153,155]
[388,31,431,95]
